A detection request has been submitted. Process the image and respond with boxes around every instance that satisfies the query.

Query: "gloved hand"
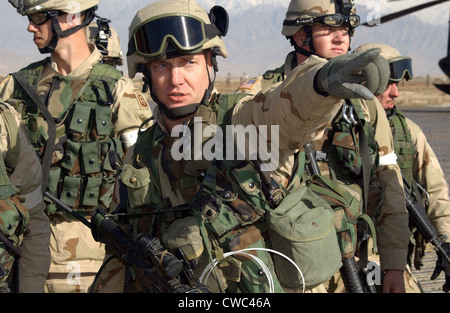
[430,242,450,293]
[316,48,389,100]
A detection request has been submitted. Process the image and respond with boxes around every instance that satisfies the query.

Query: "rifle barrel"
[43,191,91,228]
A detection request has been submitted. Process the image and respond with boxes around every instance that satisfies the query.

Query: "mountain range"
[0,0,448,78]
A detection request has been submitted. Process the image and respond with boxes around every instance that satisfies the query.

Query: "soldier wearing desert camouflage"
[1,0,152,292]
[238,0,411,293]
[90,0,392,293]
[355,43,450,293]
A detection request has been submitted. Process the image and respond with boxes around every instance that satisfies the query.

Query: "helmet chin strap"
[144,53,217,121]
[386,105,397,121]
[39,8,97,54]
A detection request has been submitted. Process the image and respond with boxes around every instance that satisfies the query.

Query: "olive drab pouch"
[162,216,204,265]
[307,175,377,260]
[267,185,342,289]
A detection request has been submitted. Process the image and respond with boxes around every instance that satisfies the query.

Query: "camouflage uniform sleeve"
[231,56,343,185]
[0,75,16,101]
[407,117,450,241]
[3,103,51,292]
[111,77,153,149]
[361,98,410,271]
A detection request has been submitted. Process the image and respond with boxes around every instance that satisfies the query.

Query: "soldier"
[90,0,390,293]
[0,101,50,293]
[1,0,152,292]
[86,19,124,68]
[237,0,410,293]
[355,42,450,293]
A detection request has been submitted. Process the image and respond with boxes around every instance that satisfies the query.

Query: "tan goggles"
[284,14,360,28]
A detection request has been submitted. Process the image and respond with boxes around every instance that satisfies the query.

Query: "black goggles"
[389,58,413,82]
[130,15,220,58]
[284,14,360,29]
[27,11,65,25]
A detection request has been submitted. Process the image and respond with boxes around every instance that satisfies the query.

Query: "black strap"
[11,72,56,193]
[346,99,372,268]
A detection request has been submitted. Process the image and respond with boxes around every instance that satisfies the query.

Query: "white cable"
[200,250,274,292]
[199,247,305,293]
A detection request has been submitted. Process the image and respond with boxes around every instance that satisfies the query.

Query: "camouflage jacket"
[238,51,410,271]
[114,56,348,292]
[390,109,450,240]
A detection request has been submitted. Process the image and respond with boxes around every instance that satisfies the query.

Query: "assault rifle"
[402,177,450,269]
[44,191,210,293]
[303,143,376,293]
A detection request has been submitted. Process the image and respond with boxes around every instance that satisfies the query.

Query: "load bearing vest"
[11,58,124,214]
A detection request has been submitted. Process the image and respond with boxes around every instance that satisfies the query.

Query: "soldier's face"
[376,82,399,110]
[295,24,350,59]
[311,24,350,58]
[148,52,212,110]
[27,17,53,50]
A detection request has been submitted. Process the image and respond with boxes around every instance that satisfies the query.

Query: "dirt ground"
[213,75,450,107]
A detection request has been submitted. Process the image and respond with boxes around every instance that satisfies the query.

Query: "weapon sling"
[11,72,56,193]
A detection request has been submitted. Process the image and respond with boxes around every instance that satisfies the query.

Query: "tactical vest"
[0,103,29,293]
[121,93,297,293]
[11,58,124,215]
[390,110,415,186]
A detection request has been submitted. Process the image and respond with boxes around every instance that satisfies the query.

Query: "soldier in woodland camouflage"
[0,101,50,293]
[238,0,410,293]
[355,43,450,293]
[91,0,391,293]
[1,0,152,292]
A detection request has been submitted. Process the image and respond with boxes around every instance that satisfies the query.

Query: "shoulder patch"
[239,79,257,90]
[0,74,11,87]
[135,91,149,109]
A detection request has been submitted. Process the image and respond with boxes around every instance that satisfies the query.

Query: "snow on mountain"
[0,0,448,78]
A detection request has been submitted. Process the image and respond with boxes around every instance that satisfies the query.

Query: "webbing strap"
[11,72,56,193]
[346,99,373,268]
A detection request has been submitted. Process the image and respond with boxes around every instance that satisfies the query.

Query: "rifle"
[44,191,210,293]
[303,142,376,293]
[402,177,450,268]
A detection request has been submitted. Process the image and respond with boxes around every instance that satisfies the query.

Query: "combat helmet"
[282,0,360,57]
[86,19,124,68]
[127,0,229,120]
[354,43,413,83]
[8,0,99,53]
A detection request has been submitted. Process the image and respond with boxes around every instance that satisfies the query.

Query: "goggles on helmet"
[389,58,413,82]
[27,11,65,25]
[284,14,360,29]
[130,14,220,59]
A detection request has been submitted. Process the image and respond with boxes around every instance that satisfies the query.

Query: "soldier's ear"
[293,30,305,47]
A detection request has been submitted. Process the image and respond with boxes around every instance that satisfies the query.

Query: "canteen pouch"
[268,186,342,289]
[227,225,284,293]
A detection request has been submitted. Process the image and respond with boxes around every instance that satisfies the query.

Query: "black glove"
[430,242,450,293]
[316,48,389,100]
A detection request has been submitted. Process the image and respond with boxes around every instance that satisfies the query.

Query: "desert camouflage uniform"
[0,44,152,292]
[391,110,450,292]
[0,101,50,292]
[238,51,410,291]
